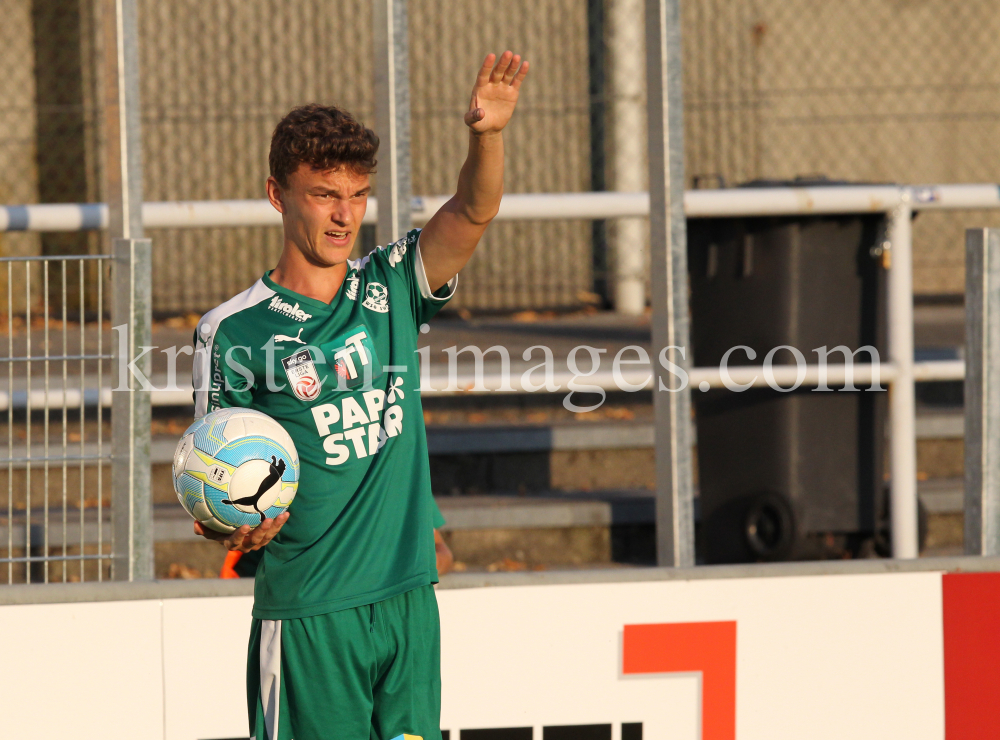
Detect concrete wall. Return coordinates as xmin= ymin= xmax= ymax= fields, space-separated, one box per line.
xmin=0 ymin=561 xmax=977 ymax=740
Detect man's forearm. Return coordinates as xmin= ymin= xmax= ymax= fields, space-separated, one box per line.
xmin=417 ymin=51 xmax=526 ymax=291
xmin=452 ymin=130 xmax=505 ymax=225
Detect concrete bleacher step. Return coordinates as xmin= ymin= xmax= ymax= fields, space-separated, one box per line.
xmin=138 ymin=408 xmax=965 ymax=467
xmin=3 ymin=476 xmax=962 ymax=550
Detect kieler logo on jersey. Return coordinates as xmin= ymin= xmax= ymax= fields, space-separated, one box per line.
xmin=345 ymin=276 xmax=360 ymax=301
xmin=268 ymin=295 xmax=312 ymax=322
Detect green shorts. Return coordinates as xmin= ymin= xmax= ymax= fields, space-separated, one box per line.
xmin=247 ymin=584 xmax=441 ymax=740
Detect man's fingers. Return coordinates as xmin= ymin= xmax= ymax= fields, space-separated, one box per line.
xmin=490 ymin=50 xmax=514 ymax=82
xmin=247 ymin=518 xmax=274 ymax=549
xmin=511 ymin=60 xmax=530 ymax=90
xmin=266 ymin=511 xmax=291 ymax=540
xmin=477 ymin=53 xmax=495 ymax=85
xmin=501 ymin=55 xmax=521 ymax=84
xmin=225 ymin=524 xmax=251 ymax=551
xmin=245 ymin=511 xmax=291 ymax=550
xmin=194 ymin=520 xmax=229 ymax=543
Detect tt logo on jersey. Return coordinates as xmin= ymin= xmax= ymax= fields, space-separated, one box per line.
xmin=332 ymin=330 xmax=371 ymax=383
xmin=282 ymin=349 xmax=322 ymax=401
xmin=281 ymin=329 xmax=378 ymax=403
xmin=362 ymin=282 xmax=389 ymax=313
xmin=268 ymin=295 xmax=312 ymax=322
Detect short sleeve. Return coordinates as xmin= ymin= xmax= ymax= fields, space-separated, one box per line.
xmin=192 ymin=326 xmax=255 ymax=417
xmin=431 ymin=496 xmax=446 ymax=529
xmin=375 ymin=228 xmax=457 ymax=328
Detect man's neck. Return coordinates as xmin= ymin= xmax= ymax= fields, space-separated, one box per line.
xmin=270 ymin=247 xmax=348 ymax=305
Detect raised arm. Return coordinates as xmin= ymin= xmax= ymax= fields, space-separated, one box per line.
xmin=418 ymin=50 xmax=529 ymax=292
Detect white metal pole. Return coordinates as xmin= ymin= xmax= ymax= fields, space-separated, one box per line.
xmin=373 ymin=0 xmax=412 ymax=247
xmin=646 ymin=0 xmax=694 ymax=567
xmin=609 ymin=0 xmax=647 ymax=315
xmin=102 ymin=0 xmax=152 ymax=581
xmin=8 ymin=184 xmax=1000 ymax=232
xmin=888 ymin=198 xmax=920 ymax=558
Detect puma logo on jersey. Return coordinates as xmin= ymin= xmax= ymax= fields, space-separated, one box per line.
xmin=273 ymin=327 xmax=306 ymax=344
xmin=268 ymin=296 xmax=312 ymax=322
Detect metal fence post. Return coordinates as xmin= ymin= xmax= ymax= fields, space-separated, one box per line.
xmin=964 ymin=228 xmax=1000 ymax=555
xmin=373 ymin=0 xmax=412 ymax=247
xmin=102 ymin=0 xmax=151 ymax=580
xmin=646 ymin=0 xmax=695 ymax=567
xmin=101 ymin=0 xmax=144 ymax=241
xmin=112 ymin=238 xmax=152 ymax=580
xmin=887 ymin=200 xmax=919 ymax=559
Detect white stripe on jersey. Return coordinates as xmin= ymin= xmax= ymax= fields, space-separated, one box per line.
xmin=414 ymin=232 xmax=457 ymax=301
xmin=192 ymin=279 xmax=275 ymax=418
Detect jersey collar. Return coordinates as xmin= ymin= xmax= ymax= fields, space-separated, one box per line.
xmin=261 ymin=270 xmax=341 ymax=312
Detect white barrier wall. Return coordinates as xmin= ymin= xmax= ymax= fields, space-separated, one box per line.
xmin=439 ymin=574 xmax=944 ymax=740
xmin=0 ymin=569 xmax=953 ymax=740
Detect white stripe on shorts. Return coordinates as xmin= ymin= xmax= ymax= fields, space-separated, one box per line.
xmin=260 ymin=619 xmax=282 ymax=740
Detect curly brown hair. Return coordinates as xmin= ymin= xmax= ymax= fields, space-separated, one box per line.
xmin=268 ymin=104 xmax=379 ymax=187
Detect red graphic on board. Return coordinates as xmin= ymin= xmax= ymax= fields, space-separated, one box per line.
xmin=943 ymin=571 xmax=1000 ymax=740
xmin=623 ymin=621 xmax=737 ymax=740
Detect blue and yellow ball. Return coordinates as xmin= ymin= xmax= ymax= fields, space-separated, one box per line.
xmin=172 ymin=408 xmax=299 ymax=533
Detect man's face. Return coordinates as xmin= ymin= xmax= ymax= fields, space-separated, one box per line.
xmin=267 ymin=163 xmax=370 ymax=268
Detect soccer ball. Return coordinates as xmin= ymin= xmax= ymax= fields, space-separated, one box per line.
xmin=172 ymin=407 xmax=300 ymax=533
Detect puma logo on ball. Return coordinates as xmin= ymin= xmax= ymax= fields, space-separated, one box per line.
xmin=223 ymin=456 xmax=287 ymax=524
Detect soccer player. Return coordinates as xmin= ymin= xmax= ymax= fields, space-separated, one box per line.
xmin=189 ymin=51 xmax=528 ymax=740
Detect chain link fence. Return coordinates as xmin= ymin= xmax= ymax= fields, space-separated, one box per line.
xmin=3 ymin=0 xmax=1000 ymax=312
xmin=683 ymin=0 xmax=1000 ymax=296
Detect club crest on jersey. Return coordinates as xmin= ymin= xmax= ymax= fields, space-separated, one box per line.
xmin=282 ymin=349 xmax=322 ymax=402
xmin=268 ymin=295 xmax=312 ymax=322
xmin=362 ymin=282 xmax=389 ymax=313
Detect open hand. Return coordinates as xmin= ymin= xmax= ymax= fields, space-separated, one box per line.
xmin=464 ymin=51 xmax=529 ymax=134
xmin=194 ymin=511 xmax=290 ymax=553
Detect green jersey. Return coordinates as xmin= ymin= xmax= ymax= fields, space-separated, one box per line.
xmin=192 ymin=229 xmax=454 ymax=620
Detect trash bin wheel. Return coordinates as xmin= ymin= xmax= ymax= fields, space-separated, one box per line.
xmin=743 ymin=491 xmax=796 ymax=561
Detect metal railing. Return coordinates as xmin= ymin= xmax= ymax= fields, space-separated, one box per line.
xmin=2 ymin=182 xmax=994 ymax=564
xmin=2 ymin=254 xmax=112 ymax=584
xmin=1 ymin=241 xmax=151 ymax=586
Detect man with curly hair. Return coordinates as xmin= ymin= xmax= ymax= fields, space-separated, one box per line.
xmin=190 ymin=52 xmax=528 ymax=740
